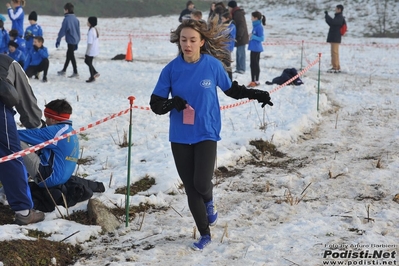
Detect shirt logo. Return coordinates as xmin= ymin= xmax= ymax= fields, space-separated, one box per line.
xmin=200 ymin=79 xmax=212 ymax=88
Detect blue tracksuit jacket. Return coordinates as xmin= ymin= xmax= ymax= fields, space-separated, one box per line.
xmin=18 ymin=121 xmax=79 ymax=188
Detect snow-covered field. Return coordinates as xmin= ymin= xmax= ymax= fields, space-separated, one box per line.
xmin=0 ymin=0 xmax=398 ymax=265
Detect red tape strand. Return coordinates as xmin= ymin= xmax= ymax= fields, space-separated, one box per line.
xmin=0 ymin=108 xmax=131 ymax=163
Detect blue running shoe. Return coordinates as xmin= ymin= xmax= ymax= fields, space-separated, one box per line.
xmin=191 ymin=235 xmax=211 ymax=251
xmin=205 ymin=200 xmax=218 ymax=226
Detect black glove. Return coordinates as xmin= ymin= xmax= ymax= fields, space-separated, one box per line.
xmin=33 ymin=45 xmax=39 ymax=51
xmin=161 ymin=96 xmax=187 ymax=113
xmin=249 ymin=89 xmax=273 ymax=108
xmin=171 ymin=96 xmax=187 ymax=111
xmin=324 ymin=11 xmax=328 ymax=15
xmin=24 ymin=31 xmax=33 ymax=40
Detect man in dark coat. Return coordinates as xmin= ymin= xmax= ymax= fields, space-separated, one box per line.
xmin=325 ymin=4 xmax=345 ymax=73
xmin=228 ymin=1 xmax=248 ymax=74
xmin=179 ymin=1 xmax=195 ymax=22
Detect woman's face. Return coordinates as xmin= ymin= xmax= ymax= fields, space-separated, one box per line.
xmin=180 ymin=27 xmax=204 ymax=62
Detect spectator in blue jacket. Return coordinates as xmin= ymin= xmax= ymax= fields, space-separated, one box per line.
xmin=6 ymin=0 xmax=25 ymax=37
xmin=56 ymin=2 xmax=80 ymax=78
xmin=247 ymin=11 xmax=265 ymax=87
xmin=7 ymin=40 xmax=25 ymax=67
xmin=24 ymin=11 xmax=43 ymax=52
xmin=0 ymin=20 xmax=10 ymax=53
xmin=24 ymin=36 xmax=49 ymax=82
xmin=9 ymin=29 xmax=26 ymax=55
xmin=18 ymin=99 xmax=79 ymax=189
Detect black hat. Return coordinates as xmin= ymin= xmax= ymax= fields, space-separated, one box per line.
xmin=8 ymin=41 xmax=18 ymax=48
xmin=28 ymin=11 xmax=38 ymax=21
xmin=227 ymin=1 xmax=237 ymax=8
xmin=88 ymin=16 xmax=97 ymax=27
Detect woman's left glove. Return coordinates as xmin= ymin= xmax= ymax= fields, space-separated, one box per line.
xmin=249 ymin=89 xmax=273 ymax=107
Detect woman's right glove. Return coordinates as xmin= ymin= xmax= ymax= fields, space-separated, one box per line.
xmin=162 ymin=96 xmax=187 ymax=112
xmin=150 ymin=94 xmax=187 ymax=115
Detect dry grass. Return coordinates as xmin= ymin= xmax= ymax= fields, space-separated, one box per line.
xmin=115 ymin=175 xmax=156 ymax=196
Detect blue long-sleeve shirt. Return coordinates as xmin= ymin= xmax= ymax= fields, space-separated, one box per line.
xmin=56 ymin=13 xmax=80 ymax=45
xmin=248 ymin=20 xmax=264 ymax=52
xmin=0 ymin=29 xmax=10 ymax=53
xmin=8 ymin=48 xmax=25 ymax=64
xmin=18 ymin=121 xmax=79 ymax=188
xmin=7 ymin=6 xmax=24 ymax=37
xmin=24 ymin=46 xmax=48 ymax=70
xmin=14 ymin=36 xmax=27 ymax=54
xmin=24 ymin=24 xmax=43 ymax=51
xmin=224 ymin=21 xmax=236 ymax=52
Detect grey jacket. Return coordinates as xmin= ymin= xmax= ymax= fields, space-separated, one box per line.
xmin=325 ymin=12 xmax=344 ymax=43
xmin=56 ymin=13 xmax=81 ymax=45
xmin=0 ymin=54 xmax=42 ymax=128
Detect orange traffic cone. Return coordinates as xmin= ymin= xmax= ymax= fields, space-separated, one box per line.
xmin=125 ymin=36 xmax=133 ymax=62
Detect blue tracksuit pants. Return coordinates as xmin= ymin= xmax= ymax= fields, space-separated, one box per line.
xmin=0 ymin=101 xmax=33 ymax=211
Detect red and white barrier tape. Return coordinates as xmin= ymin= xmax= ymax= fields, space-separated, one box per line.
xmin=0 ymin=107 xmax=131 ymax=163
xmin=1 ymin=57 xmax=320 ymax=163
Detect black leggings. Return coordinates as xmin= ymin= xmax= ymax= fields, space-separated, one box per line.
xmin=25 ymin=58 xmax=49 ymax=79
xmin=62 ymin=44 xmax=78 ymax=74
xmin=84 ymin=55 xmax=98 ymax=78
xmin=171 ymin=140 xmax=216 ymax=236
xmin=250 ymin=51 xmax=261 ymax=82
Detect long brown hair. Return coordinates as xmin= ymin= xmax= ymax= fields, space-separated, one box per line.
xmin=170 ymin=17 xmax=231 ymax=70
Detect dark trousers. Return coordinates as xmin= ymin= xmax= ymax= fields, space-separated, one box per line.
xmin=62 ymin=44 xmax=78 ymax=74
xmin=250 ymin=51 xmax=261 ymax=82
xmin=84 ymin=55 xmax=98 ymax=78
xmin=0 ymin=101 xmax=33 ymax=211
xmin=171 ymin=140 xmax=216 ymax=236
xmin=26 ymin=58 xmax=49 ymax=79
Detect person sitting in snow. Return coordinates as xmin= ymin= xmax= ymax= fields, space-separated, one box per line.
xmin=18 ymin=99 xmax=79 ymax=188
xmin=18 ymin=99 xmax=105 ymax=212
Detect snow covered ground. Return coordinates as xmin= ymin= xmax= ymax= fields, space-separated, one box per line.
xmin=0 ymin=1 xmax=398 ymax=265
